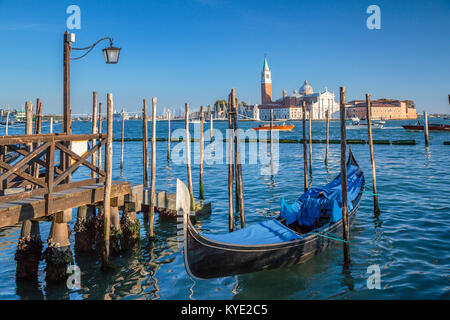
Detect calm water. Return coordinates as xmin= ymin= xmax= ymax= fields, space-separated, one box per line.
xmin=0 ymin=118 xmax=449 ymax=300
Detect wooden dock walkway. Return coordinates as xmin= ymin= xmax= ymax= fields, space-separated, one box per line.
xmin=0 ymin=180 xmax=130 ymax=228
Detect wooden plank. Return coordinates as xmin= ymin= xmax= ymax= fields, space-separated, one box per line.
xmin=0 ymin=133 xmax=107 ymax=145
xmin=53 ymin=140 xmax=104 ymax=185
xmin=0 ymin=142 xmax=50 ymax=184
xmin=0 ymin=181 xmax=130 ymax=228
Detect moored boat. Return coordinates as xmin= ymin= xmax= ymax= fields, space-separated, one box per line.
xmin=252 ymin=122 xmax=295 ymax=131
xmin=179 ymin=150 xmax=365 ymax=279
xmin=402 ymin=122 xmax=450 ymax=132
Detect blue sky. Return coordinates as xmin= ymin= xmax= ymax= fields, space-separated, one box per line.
xmin=0 ymin=0 xmax=449 ymax=115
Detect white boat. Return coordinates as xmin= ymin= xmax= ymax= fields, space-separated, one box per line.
xmin=113 ymin=109 xmax=130 ymax=121
xmin=346 ymin=118 xmax=384 ymax=130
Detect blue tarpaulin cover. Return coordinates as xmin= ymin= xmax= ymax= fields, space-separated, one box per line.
xmin=201 ymin=160 xmax=363 ymax=246
xmin=204 ymin=219 xmax=302 ymax=245
xmin=280 ymin=162 xmax=363 ymax=229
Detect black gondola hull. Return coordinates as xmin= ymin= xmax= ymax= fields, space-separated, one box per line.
xmin=182 ymin=150 xmax=364 ymax=279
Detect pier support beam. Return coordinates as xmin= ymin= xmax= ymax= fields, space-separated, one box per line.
xmin=44 ymin=210 xmax=73 ymax=283
xmin=15 ymin=220 xmax=43 ymax=279
xmin=121 ymin=202 xmax=140 ymax=250
xmin=110 ymin=204 xmax=123 ymax=255
xmin=74 ymin=205 xmax=96 ymax=253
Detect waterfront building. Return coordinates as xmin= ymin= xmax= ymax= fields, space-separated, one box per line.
xmin=346 ymin=99 xmax=417 ymax=120
xmin=256 ymin=56 xmax=340 ymax=120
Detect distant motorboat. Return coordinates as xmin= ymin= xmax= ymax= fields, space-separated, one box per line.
xmin=402 ymin=121 xmax=450 ymax=132
xmin=252 ymin=122 xmax=295 ymax=131
xmin=346 ymin=118 xmax=384 ymax=130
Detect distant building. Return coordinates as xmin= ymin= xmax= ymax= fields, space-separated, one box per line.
xmin=345 ymin=100 xmax=417 ymax=120
xmin=256 ymin=56 xmax=340 ymax=120
xmin=242 ymin=104 xmax=260 ymax=120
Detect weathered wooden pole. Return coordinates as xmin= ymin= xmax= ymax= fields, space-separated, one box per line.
xmin=98 ymin=102 xmax=103 ymax=172
xmin=309 ymin=107 xmax=313 ymax=177
xmin=33 ymin=99 xmax=43 ymax=182
xmin=91 ymin=92 xmax=98 ymax=178
xmin=16 ymin=101 xmax=43 ymax=280
xmin=232 ymin=92 xmax=245 ymax=228
xmin=185 ymin=103 xmax=194 ymax=211
xmin=120 ymin=111 xmax=125 ymax=177
xmin=325 ymin=109 xmax=330 ymax=165
xmin=270 ymin=109 xmax=273 ymax=145
xmin=366 ymin=94 xmax=380 ymax=214
xmin=199 ymin=106 xmax=205 ymax=200
xmin=424 ymin=111 xmax=429 ymax=147
xmin=142 ymin=99 xmax=149 ymax=188
xmin=5 ymin=111 xmax=10 ymax=136
xmin=35 ymin=99 xmax=42 ymax=135
xmin=167 ymin=110 xmax=171 ymax=161
xmin=227 ymin=93 xmax=234 ymax=232
xmin=340 ymin=87 xmax=350 ymax=264
xmin=102 ymin=93 xmax=114 ymax=269
xmin=302 ymin=101 xmax=308 ymax=192
xmin=149 ymin=97 xmax=157 ymax=239
xmin=210 ymin=113 xmax=213 ymax=142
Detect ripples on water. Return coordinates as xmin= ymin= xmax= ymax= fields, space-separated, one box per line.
xmin=0 ymin=119 xmax=449 ymax=300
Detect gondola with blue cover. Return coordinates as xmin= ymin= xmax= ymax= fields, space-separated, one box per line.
xmin=181 ymin=149 xmax=365 ymax=279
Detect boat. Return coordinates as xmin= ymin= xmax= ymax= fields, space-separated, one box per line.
xmin=179 ymin=149 xmax=365 ymax=279
xmin=252 ymin=122 xmax=295 ymax=131
xmin=402 ymin=121 xmax=450 ymax=132
xmin=346 ymin=118 xmax=384 ymax=130
xmin=113 ymin=109 xmax=130 ymax=121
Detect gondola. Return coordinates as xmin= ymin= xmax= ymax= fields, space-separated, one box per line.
xmin=178 ymin=149 xmax=365 ymax=279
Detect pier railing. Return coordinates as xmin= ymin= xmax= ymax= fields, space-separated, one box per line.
xmin=0 ymin=133 xmax=107 ymax=213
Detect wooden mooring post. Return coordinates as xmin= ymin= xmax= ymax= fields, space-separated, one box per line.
xmin=340 ymin=87 xmax=350 ymax=264
xmin=149 ymin=97 xmax=157 ymax=239
xmin=199 ymin=106 xmax=205 ymax=200
xmin=366 ymin=94 xmax=380 ymax=214
xmin=167 ymin=110 xmax=171 ymax=162
xmin=142 ymin=99 xmax=149 ymax=188
xmin=15 ymin=100 xmax=43 ymax=280
xmin=227 ymin=93 xmax=234 ymax=232
xmin=49 ymin=117 xmax=53 ymax=134
xmin=232 ymin=91 xmax=245 ymax=228
xmin=210 ymin=113 xmax=213 ymax=142
xmin=325 ymin=109 xmax=330 ymax=165
xmin=91 ymin=92 xmax=98 ymax=178
xmin=308 ymin=107 xmax=313 ymax=178
xmin=185 ymin=103 xmax=194 ymax=212
xmin=424 ymin=111 xmax=429 ymax=147
xmin=5 ymin=111 xmax=10 ymax=136
xmin=302 ymin=101 xmax=308 ymax=192
xmin=98 ymin=102 xmax=103 ymax=172
xmin=101 ymin=93 xmax=114 ymax=269
xmin=120 ymin=110 xmax=125 ymax=177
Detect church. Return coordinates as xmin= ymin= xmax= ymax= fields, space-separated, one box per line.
xmin=256 ymin=56 xmax=340 ymax=120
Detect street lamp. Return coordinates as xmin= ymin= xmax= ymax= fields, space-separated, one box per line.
xmin=62 ymin=31 xmax=121 ymax=178
xmin=63 ymin=31 xmax=121 ymax=135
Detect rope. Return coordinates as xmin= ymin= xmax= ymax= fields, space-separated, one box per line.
xmin=312 ymin=229 xmax=350 ymax=243
xmin=362 ymin=191 xmax=379 ymax=196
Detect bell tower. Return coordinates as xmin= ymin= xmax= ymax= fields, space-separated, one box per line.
xmin=261 ymin=55 xmax=272 ymax=104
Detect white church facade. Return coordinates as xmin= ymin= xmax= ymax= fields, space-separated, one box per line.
xmin=257 ymin=56 xmax=340 ymax=120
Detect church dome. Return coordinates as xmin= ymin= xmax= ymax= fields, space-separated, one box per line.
xmin=299 ymin=80 xmax=313 ymax=95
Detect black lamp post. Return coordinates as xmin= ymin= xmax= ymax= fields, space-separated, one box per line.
xmin=63 ymin=31 xmax=121 ymax=135
xmin=62 ymin=31 xmax=121 ymax=176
